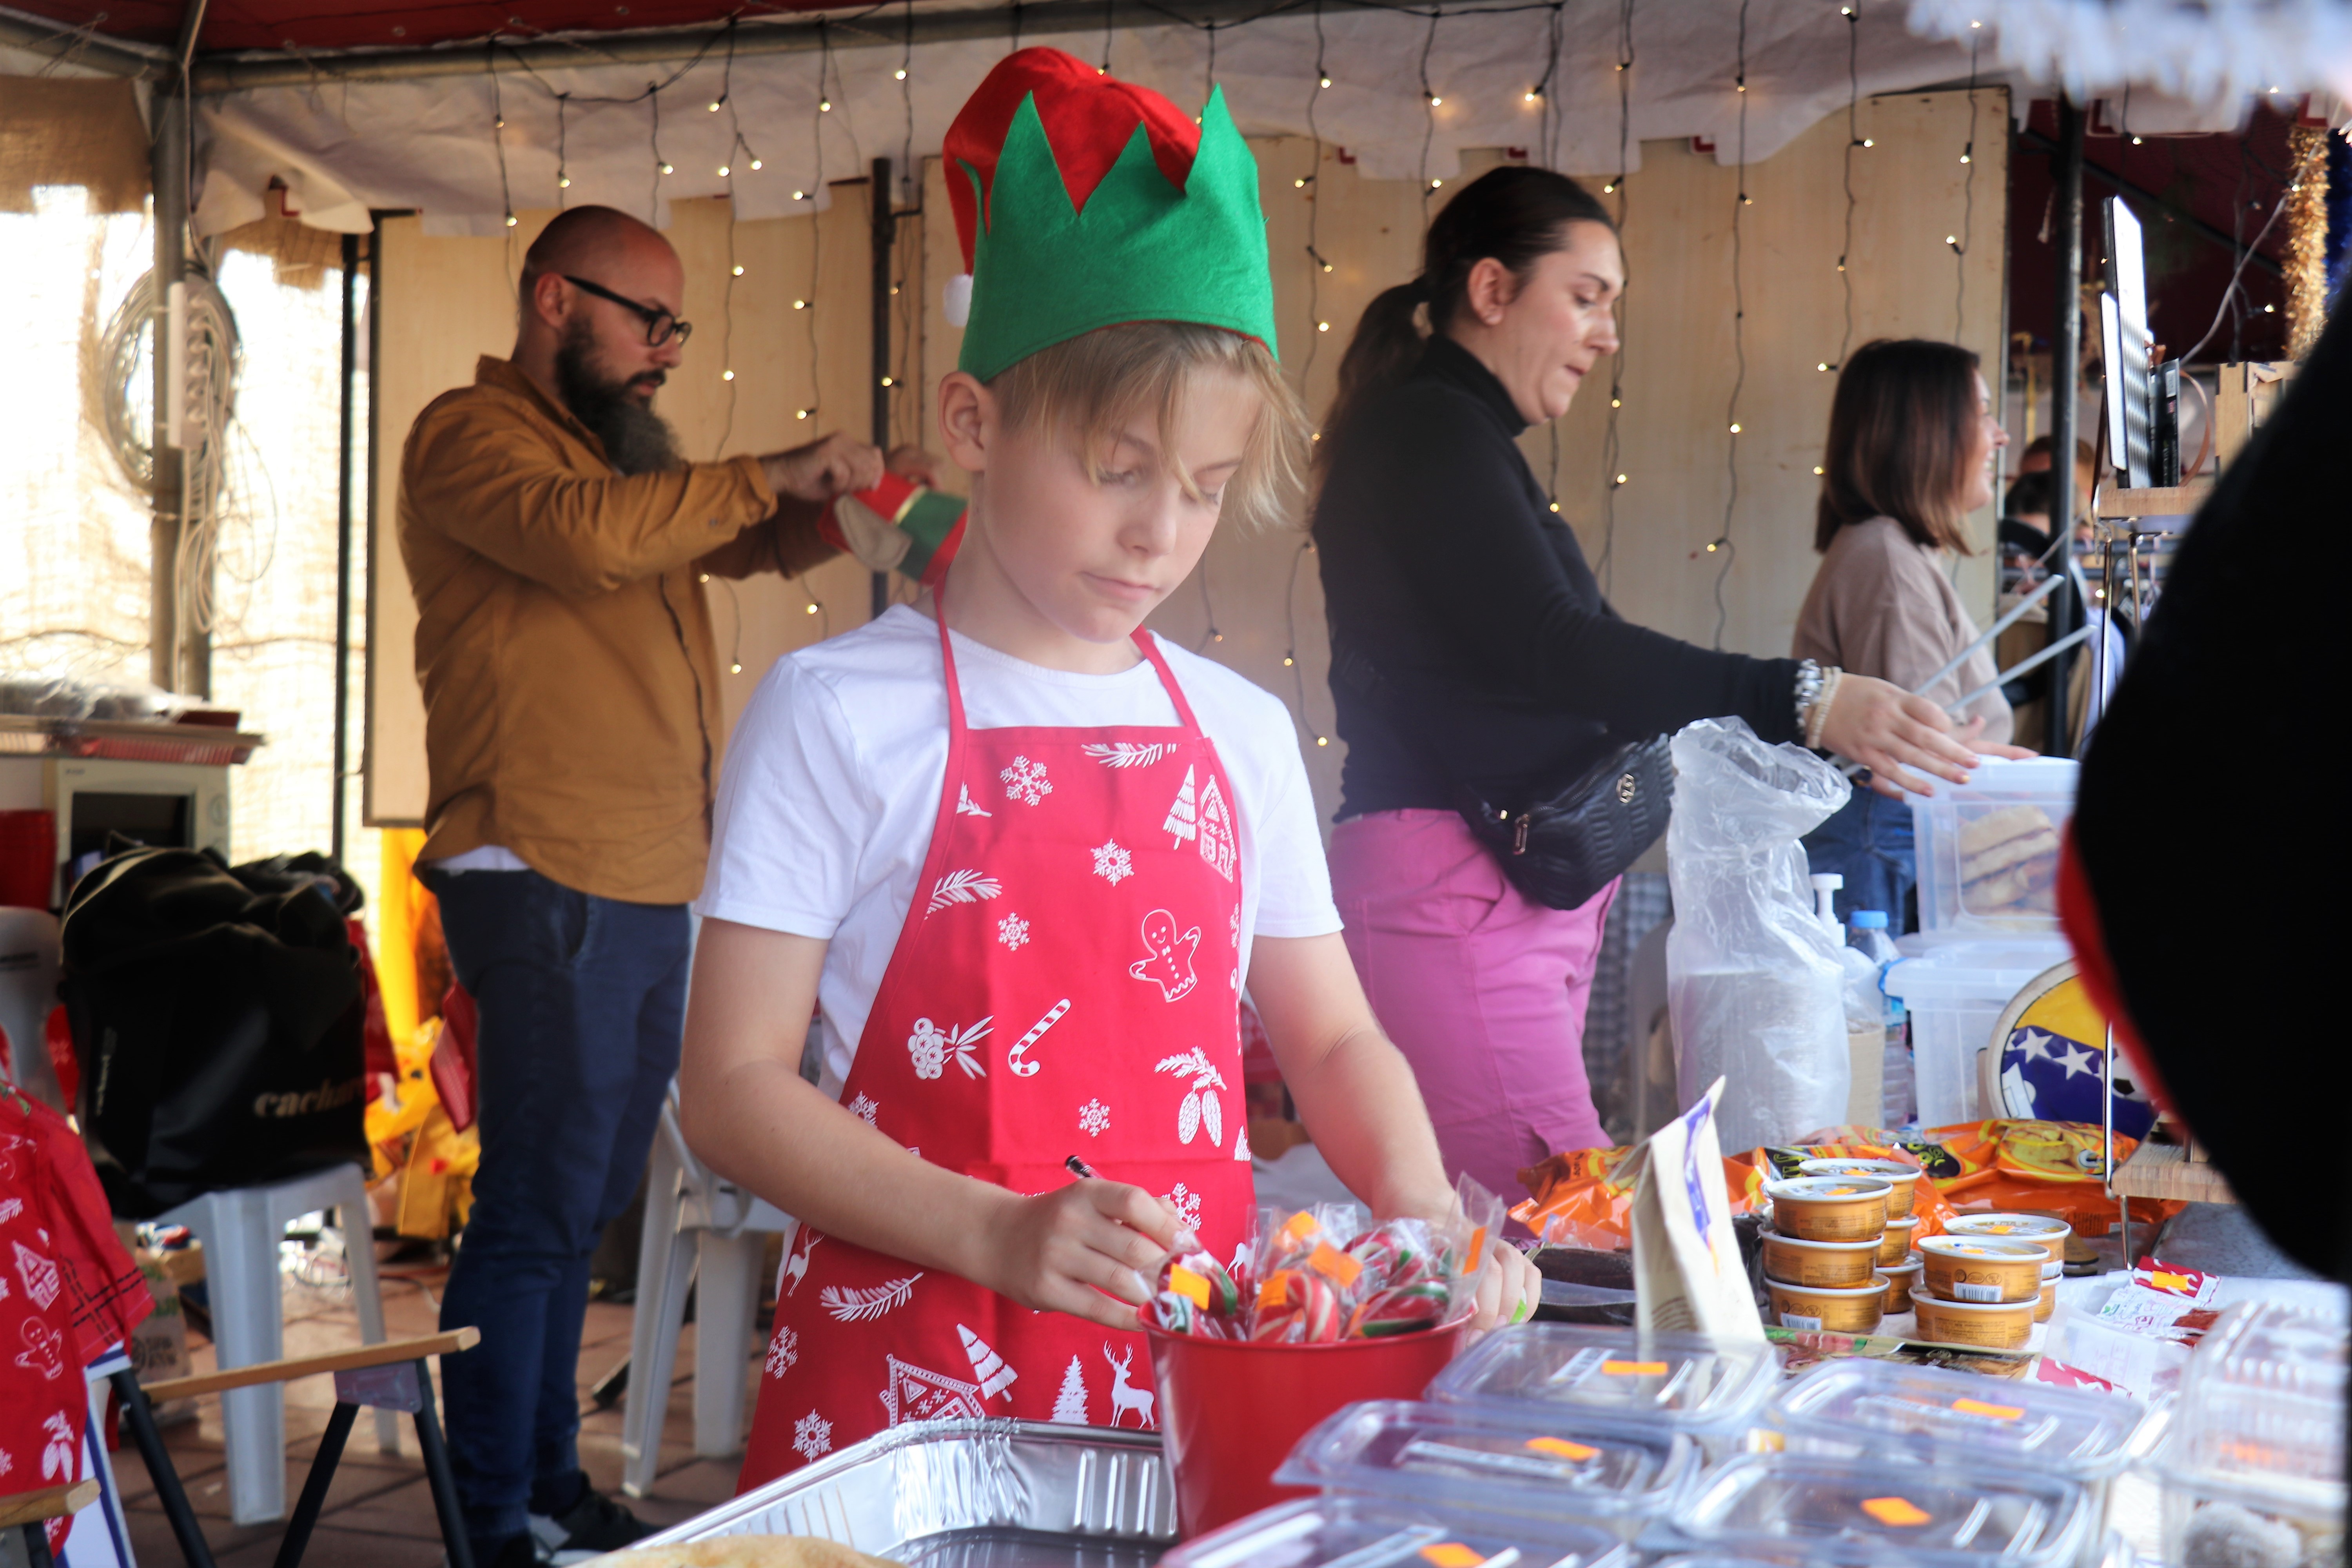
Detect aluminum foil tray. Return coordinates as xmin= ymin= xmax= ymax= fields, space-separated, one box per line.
xmin=638 ymin=1419 xmax=1174 ymax=1566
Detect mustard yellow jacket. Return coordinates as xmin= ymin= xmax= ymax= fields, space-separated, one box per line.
xmin=398 ymin=356 xmax=835 ymax=904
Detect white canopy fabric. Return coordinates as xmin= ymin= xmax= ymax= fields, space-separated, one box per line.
xmin=1912 ymin=0 xmax=2352 ymax=111
xmin=187 ymin=0 xmax=2289 ymax=239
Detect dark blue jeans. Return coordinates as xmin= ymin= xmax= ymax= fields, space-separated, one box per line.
xmin=1801 ymin=786 xmax=1916 ymax=931
xmin=423 ymin=867 xmax=690 ymax=1546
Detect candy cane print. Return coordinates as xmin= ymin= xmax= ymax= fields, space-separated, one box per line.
xmin=1007 ymin=998 xmax=1071 ymax=1078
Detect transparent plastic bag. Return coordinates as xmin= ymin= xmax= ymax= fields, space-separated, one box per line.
xmin=1665 ymin=719 xmax=1853 ymax=1150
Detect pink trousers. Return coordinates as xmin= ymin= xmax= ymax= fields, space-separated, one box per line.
xmin=1329 ymin=810 xmax=1617 ymax=1209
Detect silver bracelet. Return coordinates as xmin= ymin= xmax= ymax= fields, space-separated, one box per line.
xmin=1804 ymin=667 xmax=1844 ymax=750
xmin=1793 ymin=659 xmax=1826 ymax=734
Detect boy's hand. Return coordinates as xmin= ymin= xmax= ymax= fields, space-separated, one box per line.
xmin=976 ymin=1178 xmax=1194 ymax=1332
xmin=1465 ymin=1238 xmax=1544 ymax=1332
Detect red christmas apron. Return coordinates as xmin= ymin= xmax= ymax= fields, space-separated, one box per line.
xmin=739 ymin=605 xmax=1255 ymax=1487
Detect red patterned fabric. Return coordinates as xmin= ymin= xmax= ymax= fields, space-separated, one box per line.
xmin=738 ymin=602 xmax=1254 ymax=1487
xmin=0 ymin=1086 xmax=151 ymax=1547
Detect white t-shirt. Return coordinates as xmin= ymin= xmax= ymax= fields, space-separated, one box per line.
xmin=700 ymin=605 xmax=1341 ymax=1094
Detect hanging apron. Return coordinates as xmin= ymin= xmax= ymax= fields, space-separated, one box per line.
xmin=739 ymin=604 xmax=1255 ymax=1487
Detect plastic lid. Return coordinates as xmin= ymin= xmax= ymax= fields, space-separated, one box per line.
xmin=1669 ymin=1455 xmax=2095 ymax=1568
xmin=1276 ymin=1400 xmax=1702 ymax=1524
xmin=2161 ymin=1299 xmax=2347 ymax=1503
xmin=1851 ymin=910 xmax=1890 ymax=928
xmin=1427 ymin=1325 xmax=1779 ymax=1436
xmin=1768 ymin=1359 xmax=2148 ymax=1482
xmin=1159 ymin=1495 xmax=1633 ymax=1568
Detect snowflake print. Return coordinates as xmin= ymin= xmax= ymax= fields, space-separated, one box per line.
xmin=847 ymin=1093 xmax=879 ymax=1127
xmin=1078 ymin=1099 xmax=1111 ymax=1137
xmin=998 ymin=913 xmax=1031 ymax=951
xmin=1091 ymin=839 xmax=1134 ymax=886
xmin=1001 ymin=755 xmax=1053 ymax=806
xmin=1163 ymin=1182 xmax=1203 ymax=1232
xmin=764 ymin=1325 xmax=800 ymax=1378
xmin=792 ymin=1410 xmax=834 ymax=1462
xmin=1229 ymin=905 xmax=1241 ymax=949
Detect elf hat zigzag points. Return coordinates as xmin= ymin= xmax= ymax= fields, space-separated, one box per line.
xmin=941 ymin=47 xmax=1279 ymax=381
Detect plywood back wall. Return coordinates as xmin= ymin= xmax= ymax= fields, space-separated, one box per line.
xmin=369 ymin=88 xmax=2006 ymax=836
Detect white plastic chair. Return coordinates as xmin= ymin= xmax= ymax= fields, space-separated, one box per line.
xmin=157 ymin=1161 xmax=396 ymax=1524
xmin=617 ymin=1092 xmax=793 ymax=1497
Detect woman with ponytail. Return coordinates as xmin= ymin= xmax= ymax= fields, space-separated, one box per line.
xmin=1311 ymin=167 xmax=1999 ymax=1202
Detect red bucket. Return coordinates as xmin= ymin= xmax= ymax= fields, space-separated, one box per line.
xmin=0 ymin=812 xmax=57 ymax=911
xmin=1142 ymin=1317 xmax=1470 ymax=1539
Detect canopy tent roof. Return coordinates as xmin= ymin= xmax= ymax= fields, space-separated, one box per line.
xmin=2 ymin=0 xmax=2341 ymax=241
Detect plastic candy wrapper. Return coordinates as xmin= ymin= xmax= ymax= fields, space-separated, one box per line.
xmin=1924 ymin=1119 xmax=2182 ymax=1236
xmin=1144 ymin=1178 xmax=1505 ymax=1342
xmin=1512 ymin=1131 xmax=1964 ymax=1251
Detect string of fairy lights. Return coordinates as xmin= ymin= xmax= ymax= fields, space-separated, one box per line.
xmin=463 ymin=0 xmax=1990 ymax=707
xmin=1706 ymin=0 xmax=1752 ymax=651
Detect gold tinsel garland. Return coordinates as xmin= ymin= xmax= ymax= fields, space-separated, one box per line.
xmin=2284 ymin=124 xmax=2331 ymax=359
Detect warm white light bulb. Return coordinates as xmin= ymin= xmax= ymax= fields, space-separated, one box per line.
xmin=719 ymin=164 xmax=731 ymax=176
xmin=1317 ymin=321 xmax=1330 ymax=332
xmin=732 ymin=264 xmax=744 ymax=276
xmin=793 ymin=299 xmax=807 ymax=310
xmin=1315 ymin=735 xmax=1328 ymax=746
xmin=1430 ymin=94 xmax=1442 ymax=106
xmin=793 ymin=189 xmax=806 ymax=201
xmin=1615 ymin=473 xmax=1628 ymax=485
xmin=1729 ymin=422 xmax=1742 ymax=434
xmin=1813 ymin=465 xmax=1826 ymax=475
xmin=505 ymin=213 xmax=517 ymax=227
xmin=558 ymin=174 xmax=571 ymax=188
xmin=881 ymin=376 xmax=894 ymax=387
xmin=750 ymin=158 xmax=763 ymax=170
xmin=797 ymin=408 xmax=813 ymax=419
xmin=820 ymin=98 xmax=831 ymax=111
xmin=731 ymin=661 xmax=744 ymax=673
xmin=708 ymin=100 xmax=722 ymax=112
xmin=1319 ymin=75 xmax=1331 ymax=89
xmin=660 ymin=161 xmax=674 ymax=174
xmin=895 ymin=67 xmax=907 ymax=80
xmin=1431 ymin=178 xmax=1444 ymax=189
xmin=805 ymin=603 xmax=818 ymax=614
xmin=722 ymin=368 xmax=735 ymax=381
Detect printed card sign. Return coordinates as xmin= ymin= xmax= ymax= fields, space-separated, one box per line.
xmin=1623 ymin=1076 xmax=1764 ymax=1343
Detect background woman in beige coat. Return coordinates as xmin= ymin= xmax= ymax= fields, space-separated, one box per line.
xmin=1795 ymin=338 xmax=2036 ymax=928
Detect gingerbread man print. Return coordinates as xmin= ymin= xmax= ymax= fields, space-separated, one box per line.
xmin=1127 ymin=910 xmax=1200 ymax=1002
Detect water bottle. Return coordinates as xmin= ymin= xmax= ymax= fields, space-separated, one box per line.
xmin=1850 ymin=910 xmax=1914 ymax=1127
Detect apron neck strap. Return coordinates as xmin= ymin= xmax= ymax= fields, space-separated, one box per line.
xmin=930 ymin=584 xmax=1209 ymax=739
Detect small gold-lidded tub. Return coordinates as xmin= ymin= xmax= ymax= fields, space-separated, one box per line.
xmin=1798 ymin=1158 xmax=1923 ymax=1219
xmin=2036 ymin=1279 xmax=2058 ymax=1322
xmin=1918 ymin=1235 xmax=2049 ymax=1305
xmin=1766 ymin=1278 xmax=1886 ymax=1334
xmin=1764 ymin=1177 xmax=1892 ymax=1242
xmin=1760 ymin=1228 xmax=1884 ymax=1289
xmin=1877 ymin=1216 xmax=1918 ymax=1266
xmin=1910 ymin=1285 xmax=2035 ymax=1348
xmin=1945 ymin=1211 xmax=2073 ymax=1263
xmin=1875 ymin=1254 xmax=1922 ymax=1314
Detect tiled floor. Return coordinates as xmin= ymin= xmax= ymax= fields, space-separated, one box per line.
xmin=104 ymin=1258 xmax=755 ymax=1568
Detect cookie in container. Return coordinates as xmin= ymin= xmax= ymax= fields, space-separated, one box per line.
xmin=1667 ymin=1454 xmax=2096 ymax=1568
xmin=1276 ymin=1399 xmax=1702 ymax=1542
xmin=1158 ymin=1494 xmax=1635 ymax=1568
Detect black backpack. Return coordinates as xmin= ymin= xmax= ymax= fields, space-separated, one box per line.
xmin=58 ymin=845 xmax=367 ymax=1216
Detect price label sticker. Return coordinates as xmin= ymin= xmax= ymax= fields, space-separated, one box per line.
xmin=1953 ymin=1397 xmax=2025 ymax=1421
xmin=1862 ymin=1496 xmax=1933 ymax=1528
xmin=1309 ymin=1242 xmax=1363 ymax=1286
xmin=1524 ymin=1436 xmax=1598 ymax=1461
xmin=1169 ymin=1266 xmax=1210 ymax=1310
xmin=1601 ymin=1359 xmax=1669 ymax=1376
xmin=1281 ymin=1211 xmax=1319 ymax=1244
xmin=1419 ymin=1545 xmax=1487 ymax=1568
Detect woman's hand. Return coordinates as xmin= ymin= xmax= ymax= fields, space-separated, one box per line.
xmin=1816 ymin=674 xmax=1984 ymax=799
xmin=1465 ymin=1239 xmax=1544 ymax=1332
xmin=974 ymin=1178 xmax=1192 ymax=1332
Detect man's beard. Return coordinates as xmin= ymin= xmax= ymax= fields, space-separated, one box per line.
xmin=553 ymin=320 xmax=683 ymax=475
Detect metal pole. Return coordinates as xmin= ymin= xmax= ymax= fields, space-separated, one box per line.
xmin=149 ymin=89 xmax=186 ymax=693
xmin=870 ymin=155 xmax=894 ymax=622
xmin=2045 ymin=94 xmax=2084 ymax=758
xmin=334 ymin=232 xmax=359 ymax=866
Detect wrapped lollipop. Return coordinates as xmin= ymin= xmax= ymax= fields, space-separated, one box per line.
xmin=1345 ymin=1279 xmax=1454 ymax=1338
xmin=1250 ymin=1267 xmax=1342 ymax=1343
xmin=1156 ymin=1248 xmax=1244 ymax=1327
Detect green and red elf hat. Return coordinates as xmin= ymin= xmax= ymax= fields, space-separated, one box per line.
xmin=941 ymin=46 xmax=1280 ymax=382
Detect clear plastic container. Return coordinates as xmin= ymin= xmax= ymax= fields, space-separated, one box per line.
xmin=2154 ymin=1298 xmax=2346 ymax=1561
xmin=1908 ymin=757 xmax=2078 ymax=938
xmin=1275 ymin=1399 xmax=1702 ymax=1539
xmin=1769 ymin=1359 xmax=2148 ymax=1482
xmin=1158 ymin=1494 xmax=1635 ymax=1568
xmin=1670 ymin=1455 xmax=2096 ymax=1567
xmin=1882 ymin=938 xmax=2073 ymax=1126
xmin=1426 ymin=1325 xmax=1778 ymax=1451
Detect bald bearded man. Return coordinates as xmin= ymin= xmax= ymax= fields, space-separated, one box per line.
xmin=397 ymin=206 xmax=918 ymax=1568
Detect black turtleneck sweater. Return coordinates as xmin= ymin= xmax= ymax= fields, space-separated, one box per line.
xmin=1311 ymin=336 xmax=1806 ymax=821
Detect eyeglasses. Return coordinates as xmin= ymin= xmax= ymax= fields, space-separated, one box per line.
xmin=562 ymin=274 xmax=693 ymax=347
